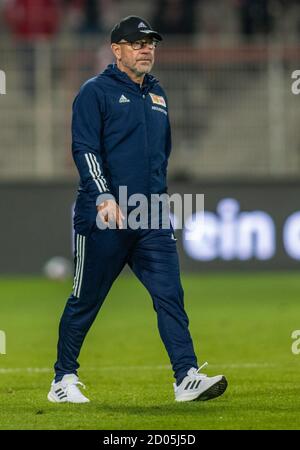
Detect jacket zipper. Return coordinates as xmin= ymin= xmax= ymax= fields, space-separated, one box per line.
xmin=141 ymin=90 xmax=151 ymax=197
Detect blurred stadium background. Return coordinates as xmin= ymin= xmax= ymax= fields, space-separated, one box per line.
xmin=1 ymin=0 xmax=300 ymax=431
xmin=1 ymin=0 xmax=300 ymax=273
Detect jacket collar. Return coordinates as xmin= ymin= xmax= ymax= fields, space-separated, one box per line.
xmin=101 ymin=63 xmax=159 ymax=93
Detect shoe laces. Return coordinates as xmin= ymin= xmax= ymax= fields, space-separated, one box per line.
xmin=190 ymin=361 xmax=209 ymax=379
xmin=65 ymin=380 xmax=86 ymax=395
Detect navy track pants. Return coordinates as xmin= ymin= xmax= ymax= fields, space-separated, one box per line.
xmin=54 ymin=223 xmax=198 ymax=383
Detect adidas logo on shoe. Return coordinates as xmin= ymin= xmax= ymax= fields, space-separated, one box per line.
xmin=119 ymin=94 xmax=130 ymax=103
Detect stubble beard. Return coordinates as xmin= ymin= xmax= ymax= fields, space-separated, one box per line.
xmin=124 ymin=60 xmax=153 ymax=78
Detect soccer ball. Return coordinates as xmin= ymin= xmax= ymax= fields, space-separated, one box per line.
xmin=43 ymin=256 xmax=72 ymax=281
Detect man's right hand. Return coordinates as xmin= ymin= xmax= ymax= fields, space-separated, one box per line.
xmin=97 ymin=199 xmax=125 ymax=229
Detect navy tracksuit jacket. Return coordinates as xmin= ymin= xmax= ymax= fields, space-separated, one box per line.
xmin=54 ymin=63 xmax=198 ymax=384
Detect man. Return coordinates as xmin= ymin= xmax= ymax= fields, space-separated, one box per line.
xmin=47 ymin=16 xmax=227 ymax=403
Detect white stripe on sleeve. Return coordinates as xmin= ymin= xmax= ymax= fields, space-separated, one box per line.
xmin=84 ymin=153 xmax=106 ymax=193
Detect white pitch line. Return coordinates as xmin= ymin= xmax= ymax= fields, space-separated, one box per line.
xmin=0 ymin=363 xmax=277 ymax=374
xmin=0 ymin=368 xmax=52 ymax=374
xmin=215 ymin=363 xmax=277 ymax=369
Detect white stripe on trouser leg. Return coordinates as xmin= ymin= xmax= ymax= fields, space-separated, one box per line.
xmin=75 ymin=235 xmax=85 ymax=297
xmin=73 ymin=235 xmax=86 ymax=298
xmin=72 ymin=234 xmax=81 ymax=293
xmin=77 ymin=235 xmax=86 ymax=297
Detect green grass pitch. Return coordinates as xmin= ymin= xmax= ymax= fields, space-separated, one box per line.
xmin=0 ymin=273 xmax=300 ymax=430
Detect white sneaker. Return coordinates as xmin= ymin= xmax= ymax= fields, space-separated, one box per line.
xmin=47 ymin=374 xmax=90 ymax=403
xmin=174 ymin=362 xmax=227 ymax=402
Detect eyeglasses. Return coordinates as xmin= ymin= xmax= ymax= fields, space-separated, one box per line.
xmin=118 ymin=39 xmax=159 ymax=50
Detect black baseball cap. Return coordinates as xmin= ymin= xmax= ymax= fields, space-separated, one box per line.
xmin=111 ymin=15 xmax=162 ymax=44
